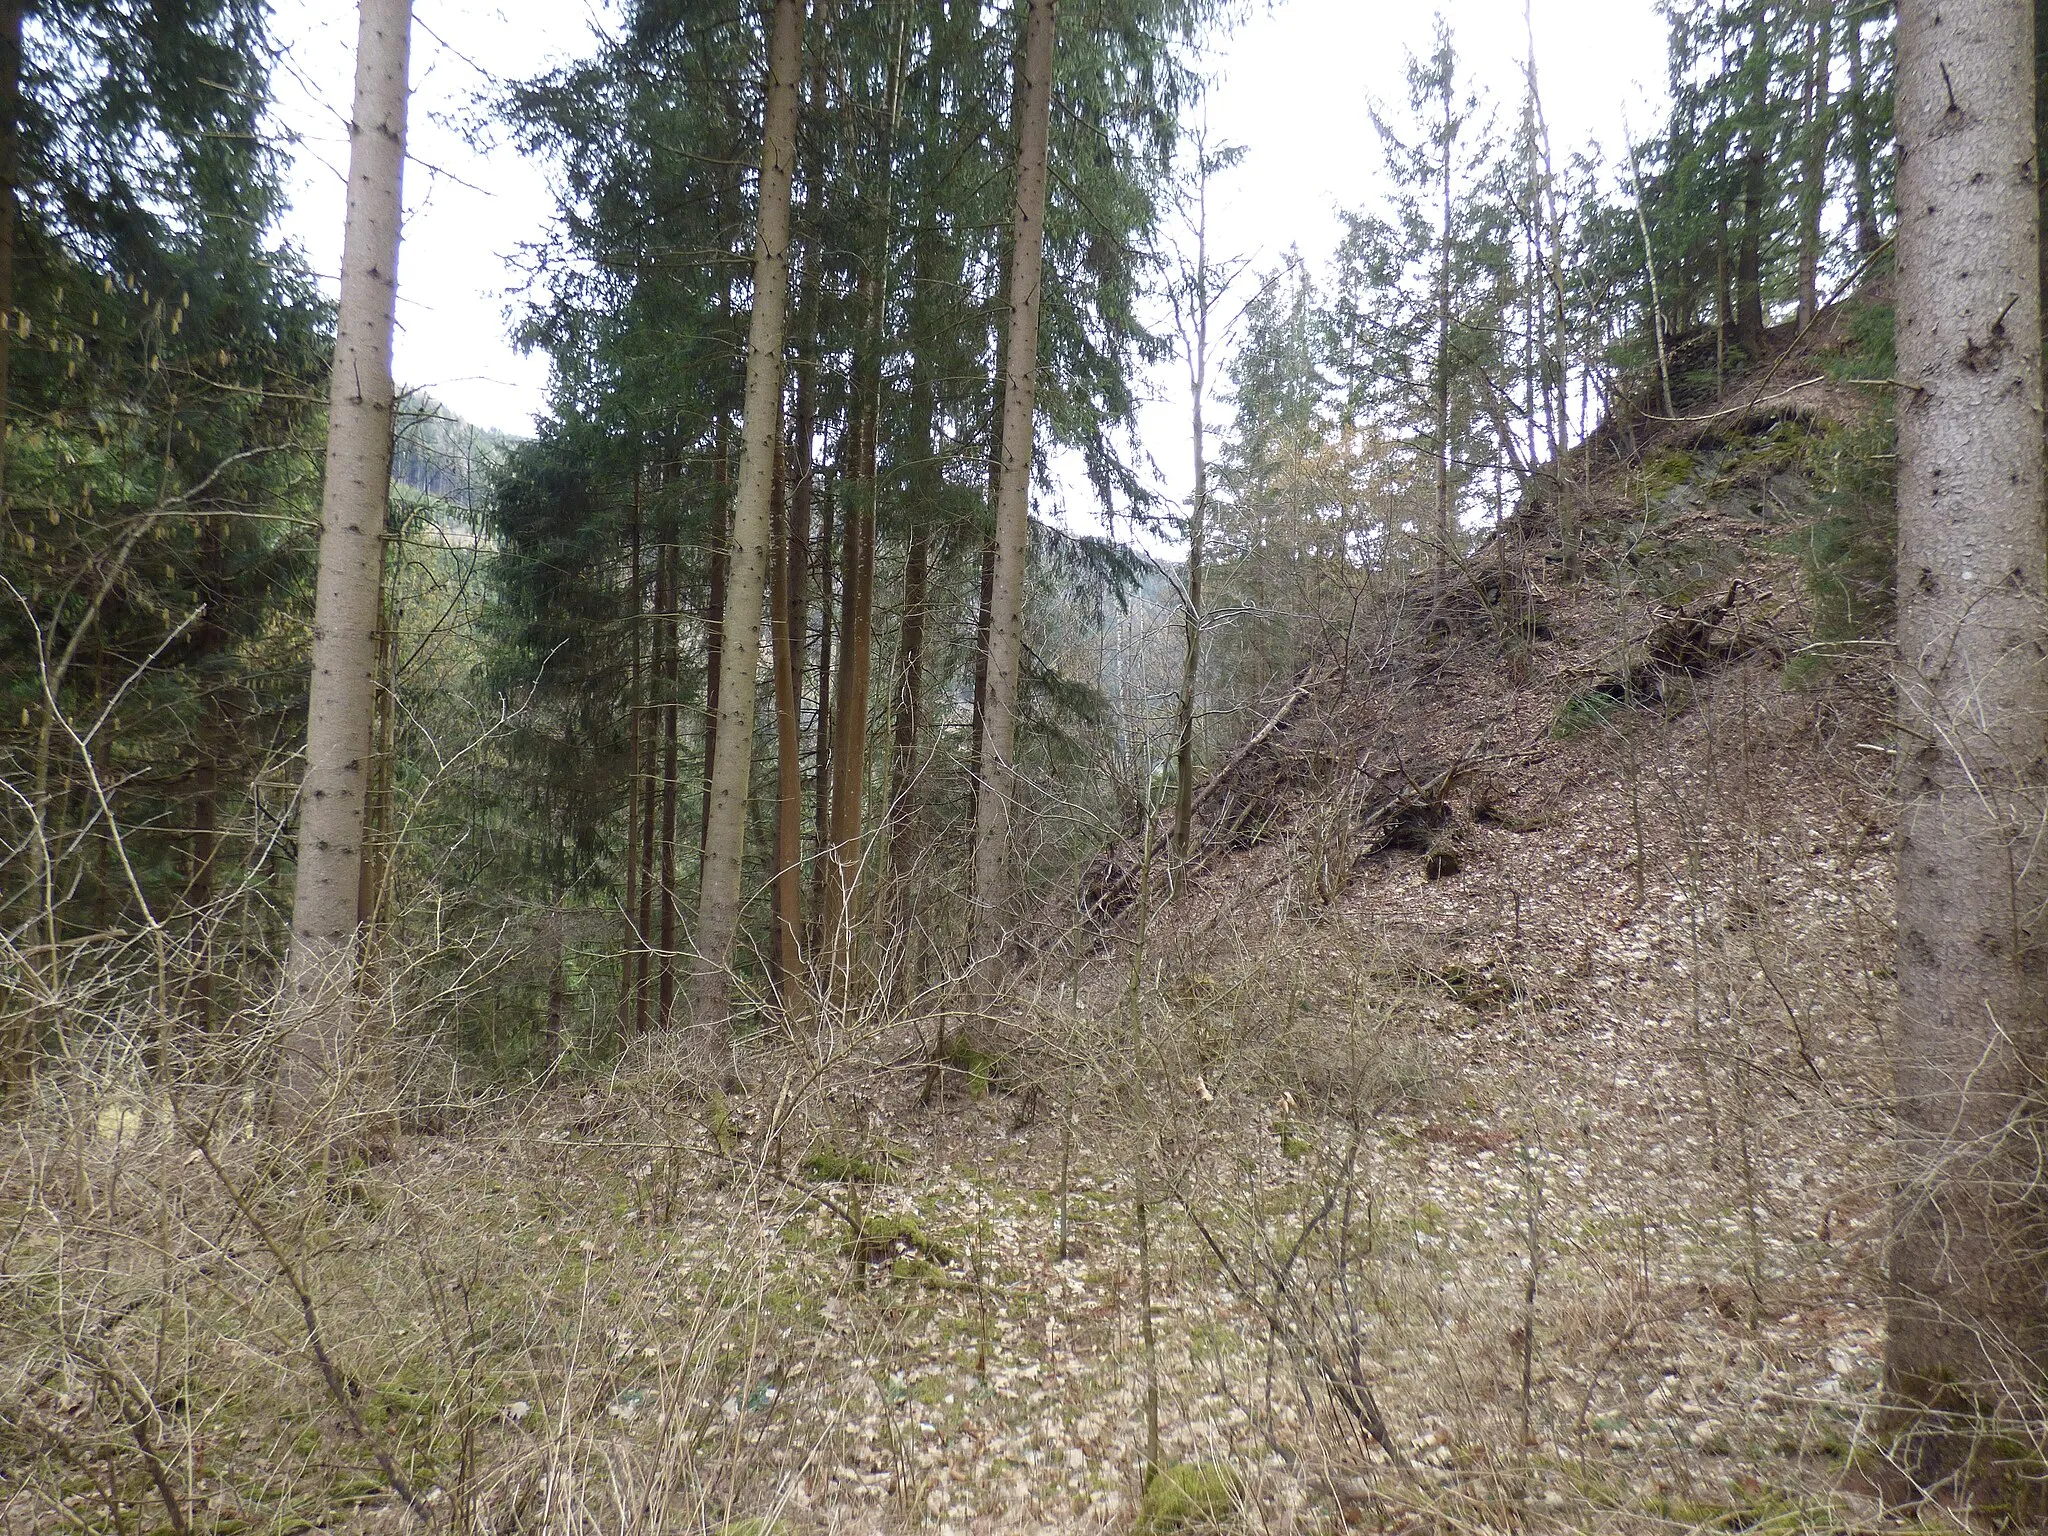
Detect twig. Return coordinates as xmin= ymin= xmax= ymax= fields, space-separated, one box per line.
xmin=182 ymin=1127 xmax=437 ymax=1526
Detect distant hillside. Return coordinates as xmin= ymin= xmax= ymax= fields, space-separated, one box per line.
xmin=391 ymin=396 xmax=519 ymax=509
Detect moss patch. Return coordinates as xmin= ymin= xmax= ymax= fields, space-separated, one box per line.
xmin=936 ymin=1031 xmax=1006 ymax=1098
xmin=1136 ymin=1460 xmax=1241 ymax=1534
xmin=847 ymin=1213 xmax=959 ymax=1269
xmin=800 ymin=1142 xmax=899 ymax=1185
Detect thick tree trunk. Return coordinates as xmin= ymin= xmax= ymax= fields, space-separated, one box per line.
xmin=774 ymin=64 xmax=824 ymax=1010
xmin=969 ymin=0 xmax=1058 ymax=965
xmin=281 ymin=0 xmax=411 ymax=1118
xmin=970 ymin=204 xmax=1017 ymax=784
xmin=1885 ymin=0 xmax=2048 ymax=1503
xmin=688 ymin=0 xmax=805 ymax=1033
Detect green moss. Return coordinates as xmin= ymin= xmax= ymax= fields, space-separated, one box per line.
xmin=718 ymin=1519 xmax=789 ymax=1536
xmin=1136 ymin=1460 xmax=1241 ymax=1534
xmin=709 ymin=1092 xmax=740 ymax=1158
xmin=1269 ymin=1119 xmax=1312 ymax=1161
xmin=800 ymin=1142 xmax=896 ymax=1184
xmin=1639 ymin=447 xmax=1698 ymax=501
xmin=937 ymin=1031 xmax=1005 ymax=1098
xmin=848 ymin=1213 xmax=958 ymax=1267
xmin=328 ymin=1471 xmax=391 ymax=1502
xmin=890 ymin=1255 xmax=968 ymax=1289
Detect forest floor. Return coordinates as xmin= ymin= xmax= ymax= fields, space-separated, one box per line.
xmin=2 ymin=321 xmax=1957 ymax=1534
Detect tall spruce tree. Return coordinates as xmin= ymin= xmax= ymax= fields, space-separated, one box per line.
xmin=282 ymin=0 xmax=412 ymax=1122
xmin=1883 ymin=0 xmax=2047 ymax=1498
xmin=689 ymin=0 xmax=804 ymax=1035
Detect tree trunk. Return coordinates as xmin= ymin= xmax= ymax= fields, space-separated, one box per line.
xmin=687 ymin=0 xmax=805 ymax=1034
xmin=1172 ymin=172 xmax=1212 ymax=863
xmin=622 ymin=467 xmax=644 ymax=1039
xmin=775 ymin=56 xmax=825 ymax=1009
xmin=355 ymin=523 xmax=397 ymax=940
xmin=969 ymin=536 xmax=998 ymax=778
xmin=768 ymin=430 xmax=804 ymax=1010
xmin=636 ymin=525 xmax=659 ymax=1037
xmin=970 ymin=208 xmax=1017 ymax=784
xmin=822 ymin=403 xmax=875 ymax=982
xmin=1434 ymin=65 xmax=1454 ymax=554
xmin=969 ymin=0 xmax=1058 ymax=966
xmin=0 ymin=0 xmax=20 ymax=504
xmin=658 ymin=539 xmax=680 ymax=1029
xmin=809 ymin=471 xmax=834 ymax=950
xmin=886 ymin=525 xmax=930 ymax=902
xmin=281 ymin=0 xmax=410 ymax=1119
xmin=700 ymin=420 xmax=729 ymax=856
xmin=1847 ymin=6 xmax=1880 ymax=258
xmin=1795 ymin=6 xmax=1832 ymax=329
xmin=886 ymin=275 xmax=939 ymax=918
xmin=1885 ymin=0 xmax=2048 ymax=1503
xmin=1734 ymin=1 xmax=1771 ymax=352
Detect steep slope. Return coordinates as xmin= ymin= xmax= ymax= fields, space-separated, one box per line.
xmin=1030 ymin=302 xmax=1909 ymax=1524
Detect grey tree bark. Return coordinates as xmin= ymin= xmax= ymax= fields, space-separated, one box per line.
xmin=969 ymin=0 xmax=1058 ymax=968
xmin=280 ymin=0 xmax=410 ymax=1121
xmin=688 ymin=0 xmax=805 ymax=1034
xmin=1885 ymin=0 xmax=2048 ymax=1502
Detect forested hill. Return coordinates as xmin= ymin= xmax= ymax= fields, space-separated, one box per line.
xmin=6 ymin=0 xmax=2048 ymax=1531
xmin=390 ymin=399 xmax=519 ymax=509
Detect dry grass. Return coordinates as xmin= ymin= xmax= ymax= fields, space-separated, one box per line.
xmin=4 ymin=378 xmax=2012 ymax=1535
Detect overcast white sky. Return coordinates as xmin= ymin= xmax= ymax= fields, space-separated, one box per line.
xmin=267 ymin=0 xmax=1671 ymax=517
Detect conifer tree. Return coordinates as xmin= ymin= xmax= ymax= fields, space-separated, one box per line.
xmin=689 ymin=0 xmax=804 ymax=1035
xmin=282 ymin=0 xmax=411 ymax=1115
xmin=2 ymin=0 xmax=329 ymax=1084
xmin=1883 ymin=0 xmax=2047 ymax=1495
xmin=971 ymin=0 xmax=1059 ymax=968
